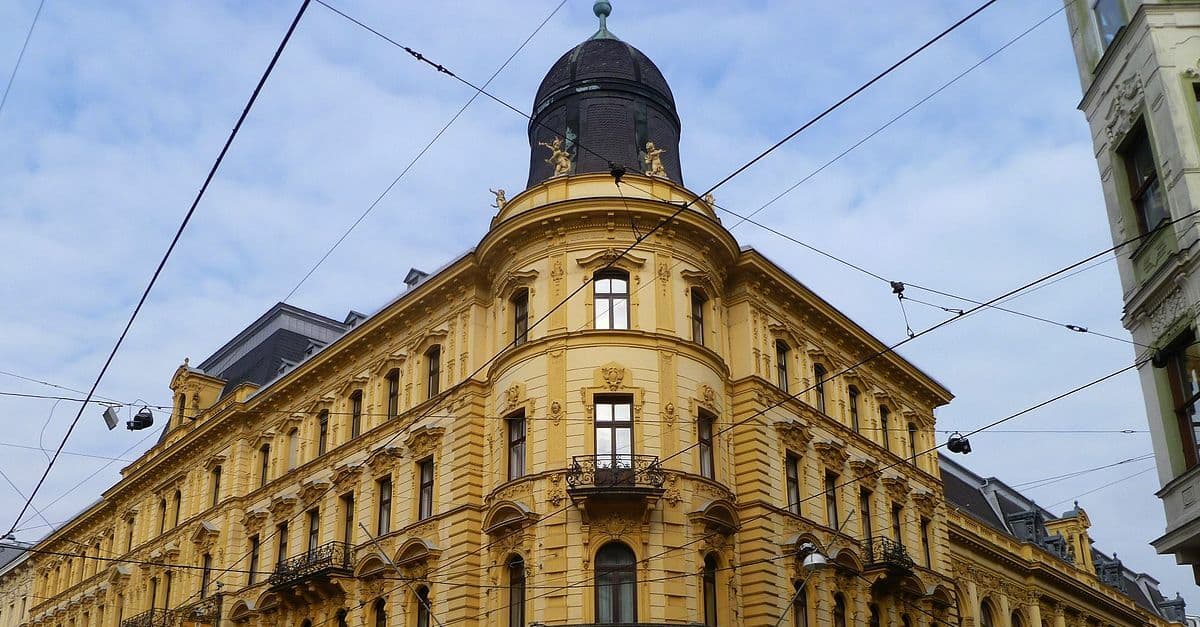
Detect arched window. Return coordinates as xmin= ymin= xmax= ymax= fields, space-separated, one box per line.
xmin=176 ymin=393 xmax=186 ymax=424
xmin=210 ymin=466 xmax=221 ymax=509
xmin=775 ymin=341 xmax=790 ymax=392
xmin=833 ymin=593 xmax=847 ymax=627
xmin=702 ymin=554 xmax=718 ymax=627
xmin=691 ymin=288 xmax=707 ymax=345
xmin=879 ymin=407 xmax=891 ymax=451
xmin=158 ymin=498 xmax=167 ymax=534
xmin=594 ymin=270 xmax=630 ymax=330
xmin=907 ymin=422 xmax=918 ymax=462
xmin=813 ymin=364 xmax=827 ymax=414
xmin=868 ymin=604 xmax=880 ymax=627
xmin=791 ymin=582 xmax=807 ymax=627
xmin=172 ymin=490 xmax=181 ymax=527
xmin=414 ymin=587 xmax=431 ymax=627
xmin=507 ymin=556 xmax=525 ymax=627
xmin=372 ymin=598 xmax=386 ymax=627
xmin=847 ymin=386 xmax=860 ymax=432
xmin=301 ymin=620 xmax=312 ymax=627
xmin=595 ymin=542 xmax=636 ymax=623
xmin=1011 ymin=611 xmax=1024 ymax=627
xmin=385 ymin=369 xmax=400 ymax=419
xmin=336 ymin=610 xmax=348 ymax=627
xmin=979 ymin=600 xmax=995 ymax=627
xmin=507 ymin=410 xmax=527 ymax=481
xmin=287 ymin=428 xmax=300 ymax=469
xmin=902 ymin=616 xmax=912 ymax=627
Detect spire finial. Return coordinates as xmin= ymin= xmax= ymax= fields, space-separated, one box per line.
xmin=591 ymin=1 xmax=617 ymax=40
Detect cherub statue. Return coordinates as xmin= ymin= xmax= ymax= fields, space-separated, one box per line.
xmin=538 ymin=137 xmax=573 ymax=176
xmin=702 ymin=192 xmax=715 ymax=206
xmin=489 ymin=188 xmax=507 ymax=210
xmin=643 ymin=141 xmax=667 ymax=177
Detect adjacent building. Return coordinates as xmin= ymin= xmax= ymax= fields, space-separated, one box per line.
xmin=1 ymin=2 xmax=1189 ymax=626
xmin=1063 ymin=0 xmax=1200 ymax=582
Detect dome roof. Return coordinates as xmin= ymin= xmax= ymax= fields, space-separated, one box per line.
xmin=525 ymin=3 xmax=683 ymax=188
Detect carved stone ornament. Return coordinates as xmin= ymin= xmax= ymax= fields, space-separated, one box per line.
xmin=489 ymin=188 xmax=506 ymax=210
xmin=881 ymin=476 xmax=911 ymax=501
xmin=268 ymin=494 xmax=299 ymax=519
xmin=848 ymin=458 xmax=880 ymax=484
xmin=367 ymin=446 xmax=404 ymax=475
xmin=299 ymin=477 xmax=332 ymax=504
xmin=774 ymin=421 xmax=813 ymax=452
xmin=812 ymin=440 xmax=849 ymax=470
xmin=1148 ymin=288 xmax=1193 ymax=338
xmin=504 ymin=383 xmax=523 ymax=411
xmin=547 ymin=473 xmax=566 ymax=506
xmin=662 ymin=473 xmax=681 ymax=507
xmin=550 ymin=258 xmax=564 ymax=283
xmin=911 ymin=490 xmax=939 ymax=516
xmin=601 ymin=364 xmax=626 ymax=390
xmin=593 ymin=513 xmax=637 ymax=539
xmin=190 ymin=522 xmax=219 ymax=549
xmin=405 ymin=426 xmax=446 ymax=459
xmin=549 ymin=400 xmax=563 ymax=425
xmin=538 ymin=137 xmax=573 ymax=176
xmin=698 ymin=384 xmax=718 ymax=411
xmin=664 ymin=401 xmax=676 ymax=425
xmin=241 ymin=509 xmax=269 ymax=534
xmin=643 ymin=141 xmax=667 ymax=177
xmin=1103 ymin=74 xmax=1144 ymax=141
xmin=332 ymin=463 xmax=363 ymax=492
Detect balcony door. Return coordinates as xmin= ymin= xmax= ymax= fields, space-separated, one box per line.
xmin=594 ymin=396 xmax=633 ymax=483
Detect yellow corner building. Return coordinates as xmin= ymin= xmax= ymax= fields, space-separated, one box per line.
xmin=5 ymin=3 xmax=1189 ymax=626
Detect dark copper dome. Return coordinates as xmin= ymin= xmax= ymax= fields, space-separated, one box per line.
xmin=526 ymin=4 xmax=682 ymax=188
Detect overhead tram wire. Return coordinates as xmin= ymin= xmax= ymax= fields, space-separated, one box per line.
xmin=4 ymin=0 xmax=315 ymax=536
xmin=0 ymin=0 xmax=46 ymax=120
xmin=267 ymin=3 xmax=1182 ymax=611
xmin=1011 ymin=453 xmax=1155 ymax=490
xmin=282 ymin=0 xmax=569 ymax=303
xmin=0 ymin=369 xmax=128 ymax=406
xmin=1046 ymin=466 xmax=1157 ymax=509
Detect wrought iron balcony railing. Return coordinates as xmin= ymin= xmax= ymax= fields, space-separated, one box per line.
xmin=566 ymin=455 xmax=666 ymax=490
xmin=121 ymin=609 xmax=176 ymax=627
xmin=864 ymin=537 xmax=915 ymax=573
xmin=175 ymin=595 xmax=221 ymax=626
xmin=268 ymin=541 xmax=353 ymax=588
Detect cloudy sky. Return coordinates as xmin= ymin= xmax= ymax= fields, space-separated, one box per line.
xmin=1 ymin=0 xmax=1190 ymax=608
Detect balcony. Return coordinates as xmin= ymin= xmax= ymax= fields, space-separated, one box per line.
xmin=121 ymin=609 xmax=176 ymax=627
xmin=176 ymin=596 xmax=221 ymax=627
xmin=267 ymin=541 xmax=353 ymax=594
xmin=864 ymin=537 xmax=915 ymax=575
xmin=566 ymin=455 xmax=665 ymax=521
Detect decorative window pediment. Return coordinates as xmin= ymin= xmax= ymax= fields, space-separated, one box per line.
xmin=575 ymin=248 xmax=647 ymax=272
xmin=483 ymin=500 xmax=538 ymax=536
xmin=687 ymin=499 xmax=739 ymax=536
xmin=498 ymin=269 xmax=539 ymax=299
xmin=404 ymin=425 xmax=445 ymax=460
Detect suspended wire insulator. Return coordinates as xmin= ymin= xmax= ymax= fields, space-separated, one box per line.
xmin=890 ymin=281 xmax=906 ymax=296
xmin=1065 ymin=324 xmax=1088 ymax=333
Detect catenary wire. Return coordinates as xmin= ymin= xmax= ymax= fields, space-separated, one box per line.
xmin=281 ymin=0 xmax=568 ymax=303
xmin=0 ymin=0 xmax=46 ymax=119
xmin=4 ymin=0 xmax=314 ymax=536
xmin=0 ymin=369 xmax=128 ymax=406
xmin=1011 ymin=453 xmax=1155 ymax=490
xmin=1046 ymin=465 xmax=1156 ymax=510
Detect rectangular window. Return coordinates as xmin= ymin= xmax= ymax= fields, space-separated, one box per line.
xmin=307 ymin=509 xmax=320 ymax=552
xmin=824 ymin=472 xmax=839 ymax=527
xmin=880 ymin=407 xmax=891 ymax=452
xmin=775 ymin=341 xmax=790 ymax=393
xmin=1123 ymin=123 xmax=1167 ymax=234
xmin=350 ymin=391 xmax=363 ymax=438
xmin=426 ymin=346 xmax=441 ymax=399
xmin=200 ymin=554 xmax=212 ymax=599
xmin=247 ymin=536 xmax=260 ymax=585
xmin=1093 ymin=0 xmax=1125 ymax=48
xmin=859 ymin=488 xmax=873 ymax=540
xmin=126 ymin=517 xmax=135 ymax=552
xmin=891 ymin=504 xmax=904 ymax=545
xmin=848 ymin=387 xmax=860 ymax=432
xmin=785 ymin=453 xmax=801 ymax=515
xmin=813 ymin=364 xmax=827 ymax=414
xmin=340 ymin=493 xmax=355 ymax=546
xmin=259 ymin=444 xmax=271 ymax=488
xmin=377 ymin=477 xmax=392 ymax=535
xmin=210 ymin=466 xmax=221 ymax=509
xmin=593 ymin=271 xmax=630 ymax=330
xmin=691 ymin=289 xmax=706 ymax=344
xmin=698 ymin=412 xmax=715 ymax=479
xmin=1165 ymin=330 xmax=1200 ymax=468
xmin=507 ymin=411 xmax=526 ymax=481
xmin=318 ymin=411 xmax=329 ymax=455
xmin=276 ymin=522 xmax=289 ymax=564
xmin=386 ymin=370 xmax=400 ymax=419
xmin=920 ymin=517 xmax=932 ymax=567
xmin=594 ymin=396 xmax=634 ymax=471
xmin=418 ymin=458 xmax=435 ymax=520
xmin=513 ymin=290 xmax=529 ymax=346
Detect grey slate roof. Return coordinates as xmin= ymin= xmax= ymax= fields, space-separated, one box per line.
xmin=939 ymin=456 xmax=1179 ymax=619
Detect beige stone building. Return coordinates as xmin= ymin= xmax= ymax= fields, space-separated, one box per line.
xmin=5 ymin=3 xmax=1189 ymax=626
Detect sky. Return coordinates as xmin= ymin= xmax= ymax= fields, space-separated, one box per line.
xmin=1 ymin=0 xmax=1193 ymax=609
